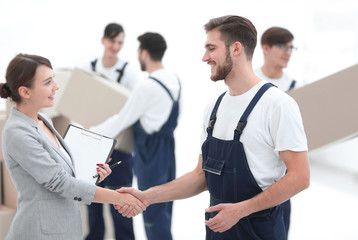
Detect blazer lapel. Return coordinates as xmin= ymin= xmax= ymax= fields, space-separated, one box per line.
xmin=38 ymin=114 xmax=77 ymax=176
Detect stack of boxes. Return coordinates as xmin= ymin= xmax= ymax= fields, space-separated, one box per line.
xmin=0 ymin=101 xmax=16 ymax=239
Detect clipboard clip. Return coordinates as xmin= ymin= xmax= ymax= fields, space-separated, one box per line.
xmin=81 ymin=130 xmax=103 ymax=140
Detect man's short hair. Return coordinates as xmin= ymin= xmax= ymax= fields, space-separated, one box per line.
xmin=261 ymin=27 xmax=294 ymax=46
xmin=137 ymin=32 xmax=167 ymax=61
xmin=103 ymin=23 xmax=124 ymax=39
xmin=204 ymin=15 xmax=257 ymax=61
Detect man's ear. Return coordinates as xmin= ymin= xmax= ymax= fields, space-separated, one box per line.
xmin=18 ymin=86 xmax=30 ymax=100
xmin=232 ymin=41 xmax=243 ymax=57
xmin=262 ymin=44 xmax=270 ymax=56
xmin=141 ymin=49 xmax=149 ymax=60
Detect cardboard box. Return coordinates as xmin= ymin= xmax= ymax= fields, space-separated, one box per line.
xmin=0 ymin=113 xmax=7 ymax=161
xmin=0 ymin=162 xmax=3 ymax=204
xmin=40 ymin=68 xmax=72 ymax=119
xmin=0 ymin=205 xmax=16 ymax=239
xmin=56 ymin=68 xmax=134 ymax=153
xmin=2 ymin=163 xmax=17 ymax=209
xmin=288 ymin=64 xmax=358 ymax=151
xmin=5 ymin=99 xmax=14 ymax=116
xmin=52 ymin=115 xmax=70 ymax=137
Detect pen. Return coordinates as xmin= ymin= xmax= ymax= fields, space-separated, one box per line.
xmin=93 ymin=161 xmax=122 ymax=178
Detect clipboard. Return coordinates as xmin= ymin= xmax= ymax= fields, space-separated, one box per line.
xmin=63 ymin=124 xmax=117 ymax=185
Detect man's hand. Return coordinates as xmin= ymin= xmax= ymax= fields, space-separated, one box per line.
xmin=114 ymin=187 xmax=150 ymax=218
xmin=205 ymin=203 xmax=244 ymax=233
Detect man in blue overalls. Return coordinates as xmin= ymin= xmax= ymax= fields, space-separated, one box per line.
xmin=85 ymin=23 xmax=139 ymax=240
xmin=91 ymin=32 xmax=181 ymax=240
xmin=255 ymin=26 xmax=301 ymax=238
xmin=116 ymin=15 xmax=310 ymax=240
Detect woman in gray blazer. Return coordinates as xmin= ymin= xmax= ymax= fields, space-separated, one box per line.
xmin=0 ymin=54 xmax=146 ymax=240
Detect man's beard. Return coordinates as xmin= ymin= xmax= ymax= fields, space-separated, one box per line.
xmin=211 ymin=50 xmax=233 ymax=82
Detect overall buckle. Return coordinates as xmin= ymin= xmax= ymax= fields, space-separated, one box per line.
xmin=235 ymin=121 xmax=247 ymax=134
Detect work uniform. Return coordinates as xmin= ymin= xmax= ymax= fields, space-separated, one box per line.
xmin=255 ymin=67 xmax=302 ymax=234
xmin=91 ymin=68 xmax=181 ymax=240
xmin=133 ymin=76 xmax=180 ymax=240
xmin=201 ymin=81 xmax=307 ymax=239
xmin=84 ymin=58 xmax=140 ymax=240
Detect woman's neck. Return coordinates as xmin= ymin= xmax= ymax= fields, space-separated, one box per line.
xmin=15 ymin=104 xmax=39 ymax=123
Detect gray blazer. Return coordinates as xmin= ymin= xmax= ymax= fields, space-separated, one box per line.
xmin=2 ymin=108 xmax=96 ymax=240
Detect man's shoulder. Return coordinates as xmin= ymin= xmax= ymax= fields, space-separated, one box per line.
xmin=151 ymin=68 xmax=178 ymax=79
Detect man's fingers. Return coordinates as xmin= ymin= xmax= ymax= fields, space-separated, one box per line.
xmin=205 ymin=204 xmax=222 ymax=213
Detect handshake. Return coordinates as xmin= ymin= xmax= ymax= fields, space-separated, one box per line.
xmin=113 ymin=187 xmax=149 ymax=218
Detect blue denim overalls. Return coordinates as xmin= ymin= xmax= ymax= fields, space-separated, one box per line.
xmin=87 ymin=59 xmax=134 ymax=240
xmin=202 ymin=83 xmax=286 ymax=240
xmin=133 ymin=76 xmax=180 ymax=240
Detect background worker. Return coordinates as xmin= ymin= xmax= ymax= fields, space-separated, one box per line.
xmin=255 ymin=27 xmax=299 ymax=91
xmin=116 ymin=15 xmax=310 ymax=240
xmin=255 ymin=26 xmax=301 ymax=236
xmin=91 ymin=32 xmax=181 ymax=240
xmin=83 ymin=23 xmax=142 ymax=240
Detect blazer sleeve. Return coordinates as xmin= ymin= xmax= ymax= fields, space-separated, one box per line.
xmin=6 ymin=124 xmax=96 ymax=204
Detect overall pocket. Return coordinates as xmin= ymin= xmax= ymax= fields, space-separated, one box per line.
xmin=203 ymin=156 xmax=237 ymax=201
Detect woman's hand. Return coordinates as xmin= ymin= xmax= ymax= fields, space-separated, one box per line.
xmin=115 ymin=192 xmax=147 ymax=217
xmin=114 ymin=187 xmax=150 ymax=217
xmin=96 ymin=158 xmax=112 ymax=183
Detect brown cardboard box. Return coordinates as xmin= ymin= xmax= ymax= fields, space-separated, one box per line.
xmin=0 ymin=162 xmax=3 ymax=204
xmin=52 ymin=115 xmax=71 ymax=137
xmin=288 ymin=64 xmax=358 ymax=151
xmin=56 ymin=68 xmax=134 ymax=153
xmin=2 ymin=163 xmax=17 ymax=209
xmin=5 ymin=99 xmax=14 ymax=116
xmin=0 ymin=113 xmax=7 ymax=161
xmin=0 ymin=205 xmax=16 ymax=239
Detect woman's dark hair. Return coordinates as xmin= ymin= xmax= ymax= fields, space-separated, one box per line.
xmin=0 ymin=53 xmax=52 ymax=103
xmin=103 ymin=23 xmax=124 ymax=39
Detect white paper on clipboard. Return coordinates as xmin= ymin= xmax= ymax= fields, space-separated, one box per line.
xmin=63 ymin=124 xmax=117 ymax=185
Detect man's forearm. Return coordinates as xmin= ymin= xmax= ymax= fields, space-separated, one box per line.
xmin=145 ymin=155 xmax=207 ymax=205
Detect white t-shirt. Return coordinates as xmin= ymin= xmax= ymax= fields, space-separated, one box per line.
xmin=200 ymin=80 xmax=307 ymax=190
xmin=83 ymin=57 xmax=141 ymax=91
xmin=91 ymin=68 xmax=180 ymax=137
xmin=255 ymin=67 xmax=300 ymax=92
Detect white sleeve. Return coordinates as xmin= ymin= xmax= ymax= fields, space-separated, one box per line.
xmin=269 ymin=97 xmax=308 ymax=152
